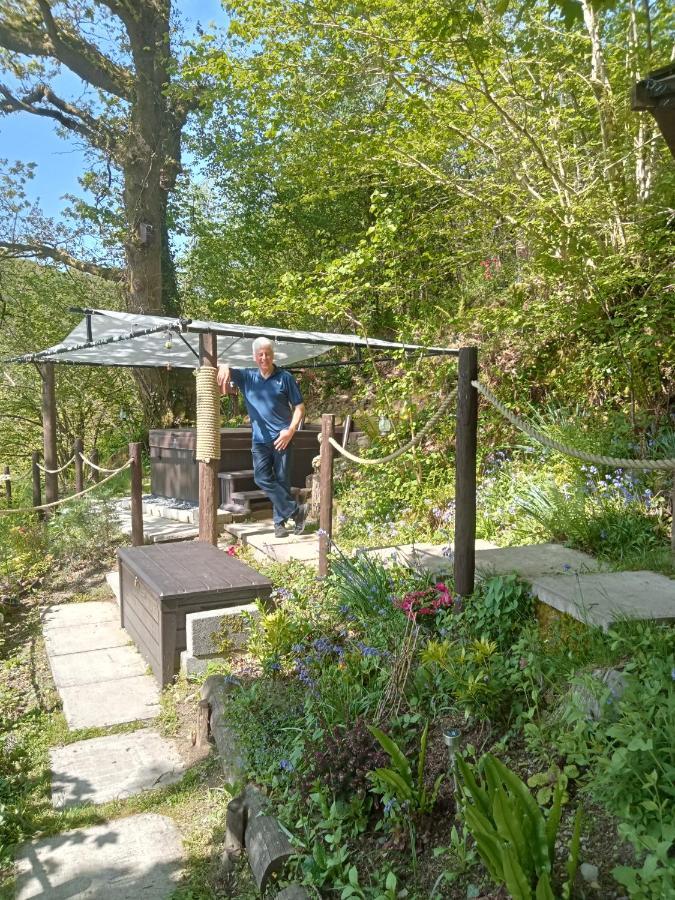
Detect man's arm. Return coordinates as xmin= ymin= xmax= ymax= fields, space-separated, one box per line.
xmin=274 ymin=402 xmax=305 ymax=450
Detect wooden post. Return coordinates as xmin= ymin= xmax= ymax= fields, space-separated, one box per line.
xmin=40 ymin=362 xmax=58 ymax=505
xmin=129 ymin=441 xmax=144 ymax=546
xmin=318 ymin=414 xmax=335 ymax=577
xmin=341 ymin=414 xmax=352 ymax=449
xmin=199 ymin=333 xmax=219 ymax=546
xmin=454 ymin=347 xmax=478 ymax=596
xmin=32 ymin=451 xmax=42 ymax=518
xmin=90 ymin=447 xmax=100 ymax=483
xmin=3 ymin=465 xmax=11 ymax=505
xmin=671 ymin=473 xmax=675 ymax=555
xmin=196 ymin=698 xmax=210 ymax=748
xmin=74 ymin=437 xmax=84 ymax=494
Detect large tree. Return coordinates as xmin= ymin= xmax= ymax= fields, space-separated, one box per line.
xmin=0 ymin=1 xmax=203 ymax=420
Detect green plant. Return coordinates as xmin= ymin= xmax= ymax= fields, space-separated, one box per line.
xmin=460 ymin=574 xmax=535 ymax=649
xmin=457 ymin=752 xmax=582 ymax=899
xmin=420 ymin=637 xmax=507 ymax=720
xmin=367 ymin=721 xmax=443 ymax=818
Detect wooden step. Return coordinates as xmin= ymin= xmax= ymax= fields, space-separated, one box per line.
xmin=218 ymin=470 xmax=254 ymax=480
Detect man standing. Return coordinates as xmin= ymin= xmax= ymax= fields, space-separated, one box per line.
xmin=217 ymin=337 xmax=308 ymax=538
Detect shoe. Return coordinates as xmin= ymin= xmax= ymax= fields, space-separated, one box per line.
xmin=293 ymin=503 xmax=308 ymax=535
xmin=274 ymin=523 xmax=288 ymax=539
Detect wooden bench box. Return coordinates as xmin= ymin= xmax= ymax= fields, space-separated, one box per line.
xmin=118 ymin=543 xmax=272 ymax=687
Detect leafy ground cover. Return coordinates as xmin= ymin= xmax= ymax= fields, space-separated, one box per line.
xmin=214 ymin=551 xmax=674 ymax=899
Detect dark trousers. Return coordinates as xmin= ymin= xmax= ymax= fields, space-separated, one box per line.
xmin=251 ymin=442 xmax=298 ymax=525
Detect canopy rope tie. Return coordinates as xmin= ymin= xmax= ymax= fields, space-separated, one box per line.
xmin=36 ymin=455 xmax=75 ymax=475
xmin=195 ymin=366 xmax=222 ymax=463
xmin=328 ymin=387 xmax=458 ymax=466
xmin=472 ymin=380 xmax=675 ymax=471
xmin=0 ymin=459 xmax=132 ymax=515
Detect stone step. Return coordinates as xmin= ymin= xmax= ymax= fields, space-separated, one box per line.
xmin=14 ymin=813 xmax=183 ymax=899
xmin=50 ymin=729 xmax=186 ymax=808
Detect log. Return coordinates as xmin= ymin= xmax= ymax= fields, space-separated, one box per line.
xmin=3 ymin=465 xmax=10 ymax=505
xmin=276 ymin=886 xmax=313 ymax=900
xmin=74 ymin=437 xmax=84 ymax=494
xmin=246 ymin=814 xmax=295 ymax=893
xmin=40 ymin=362 xmax=58 ymax=505
xmin=196 ymin=698 xmax=210 ymax=749
xmin=454 ymin=347 xmax=478 ymax=596
xmin=129 ymin=442 xmax=144 ymax=546
xmin=31 ymin=451 xmax=42 ymax=519
xmin=318 ymin=414 xmax=335 ymax=577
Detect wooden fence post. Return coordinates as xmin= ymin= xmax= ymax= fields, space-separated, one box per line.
xmin=454 ymin=347 xmax=478 ymax=596
xmin=90 ymin=447 xmax=100 ymax=483
xmin=129 ymin=442 xmax=144 ymax=547
xmin=3 ymin=465 xmax=11 ymax=506
xmin=318 ymin=414 xmax=335 ymax=577
xmin=74 ymin=437 xmax=84 ymax=494
xmin=40 ymin=362 xmax=58 ymax=505
xmin=198 ymin=333 xmax=219 ymax=546
xmin=32 ymin=451 xmax=43 ymax=518
xmin=671 ymin=474 xmax=675 ymax=556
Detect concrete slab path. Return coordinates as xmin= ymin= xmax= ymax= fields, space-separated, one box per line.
xmin=50 ymin=730 xmax=186 ymax=809
xmin=42 ymin=601 xmax=160 ymax=730
xmin=13 ymin=813 xmax=183 ymax=899
xmin=532 ymin=569 xmax=675 ymax=629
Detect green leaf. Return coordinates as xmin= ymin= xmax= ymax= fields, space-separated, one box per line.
xmin=370 ymin=768 xmax=414 ymax=801
xmin=368 ymin=726 xmax=412 ymax=785
xmin=491 ymin=783 xmax=531 ymax=878
xmin=502 ymin=846 xmax=533 ymax=899
xmin=535 ymin=871 xmax=556 ymax=900
xmin=488 ymin=756 xmax=549 ymax=874
xmin=456 ymin=754 xmax=491 ymax=819
xmin=545 ymin=778 xmax=564 ymax=864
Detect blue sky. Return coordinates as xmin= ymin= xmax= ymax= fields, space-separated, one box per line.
xmin=0 ymin=0 xmax=226 ymax=221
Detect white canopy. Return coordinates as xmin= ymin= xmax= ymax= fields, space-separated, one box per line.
xmin=9 ymin=308 xmax=458 ymax=368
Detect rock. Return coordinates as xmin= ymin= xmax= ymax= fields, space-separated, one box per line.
xmin=200 ymin=675 xmax=247 ymax=781
xmin=187 ymin=604 xmax=259 ymax=658
xmin=574 ymin=668 xmax=627 ymax=720
xmin=580 ymin=863 xmax=600 ymax=886
xmin=276 ymin=886 xmax=312 ymax=899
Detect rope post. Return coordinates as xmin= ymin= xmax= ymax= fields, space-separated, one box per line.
xmin=129 ymin=442 xmax=144 ymax=547
xmin=3 ymin=465 xmax=11 ymax=506
xmin=40 ymin=362 xmax=58 ymax=506
xmin=454 ymin=347 xmax=478 ymax=597
xmin=198 ymin=333 xmax=219 ymax=546
xmin=31 ymin=451 xmax=43 ymax=519
xmin=319 ymin=414 xmax=335 ymax=577
xmin=90 ymin=447 xmax=100 ymax=483
xmin=74 ymin=438 xmax=84 ymax=494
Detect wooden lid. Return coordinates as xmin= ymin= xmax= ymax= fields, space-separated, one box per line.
xmin=117 ymin=542 xmax=272 ymax=599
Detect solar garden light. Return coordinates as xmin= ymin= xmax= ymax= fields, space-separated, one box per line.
xmin=442 ymin=727 xmax=461 ymax=788
xmin=378 ymin=415 xmax=392 ymax=435
xmin=164 ymin=330 xmax=173 ymax=350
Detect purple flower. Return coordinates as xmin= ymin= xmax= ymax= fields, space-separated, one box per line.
xmin=279 ymin=759 xmax=294 ymax=772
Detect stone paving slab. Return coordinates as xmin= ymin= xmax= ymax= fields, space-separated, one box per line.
xmin=531 ymin=570 xmax=675 ymax=629
xmin=59 ymin=676 xmax=160 ymax=730
xmin=50 ymin=730 xmax=186 ymax=808
xmin=14 ymin=812 xmax=183 ymax=899
xmin=475 ymin=543 xmax=604 ymax=580
xmin=44 ymin=621 xmax=130 ymax=657
xmin=225 ymin=520 xmax=276 ymax=541
xmin=106 ymin=570 xmax=121 ymax=604
xmin=42 ymin=600 xmax=118 ymax=629
xmin=49 ymin=646 xmax=147 ymax=689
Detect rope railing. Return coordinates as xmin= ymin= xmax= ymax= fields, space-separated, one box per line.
xmin=327 ymin=387 xmax=458 ymax=466
xmin=0 ymin=458 xmax=132 ymax=516
xmin=35 ymin=455 xmax=75 ymax=475
xmin=472 ymin=380 xmax=675 ymax=471
xmin=78 ymin=451 xmax=128 ymax=475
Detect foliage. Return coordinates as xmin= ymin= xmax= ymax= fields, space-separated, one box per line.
xmin=304 ymin=718 xmax=388 ymax=799
xmin=457 ymin=574 xmax=535 ymax=650
xmin=457 ymin=752 xmax=582 ymax=899
xmin=368 ymin=721 xmax=443 ymax=820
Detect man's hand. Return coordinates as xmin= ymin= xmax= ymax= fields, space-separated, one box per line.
xmin=216 ymin=365 xmax=233 ymax=394
xmin=274 ymin=427 xmax=295 ymax=451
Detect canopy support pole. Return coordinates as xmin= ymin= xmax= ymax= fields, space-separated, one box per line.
xmin=454 ymin=347 xmax=478 ymax=596
xmin=40 ymin=362 xmax=58 ymax=506
xmin=198 ymin=334 xmax=219 ymax=546
xmin=318 ymin=414 xmax=335 ymax=577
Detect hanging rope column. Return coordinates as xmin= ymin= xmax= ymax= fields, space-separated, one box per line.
xmin=196 ymin=336 xmax=221 ymax=544
xmin=195 ymin=367 xmax=222 ymax=464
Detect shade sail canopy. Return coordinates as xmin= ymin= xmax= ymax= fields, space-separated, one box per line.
xmin=8 ymin=308 xmax=459 ymax=368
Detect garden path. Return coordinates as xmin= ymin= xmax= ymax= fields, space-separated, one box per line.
xmin=13 ymin=600 xmax=188 ymax=897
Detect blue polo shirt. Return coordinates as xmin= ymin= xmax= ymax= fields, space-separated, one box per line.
xmin=230 ymin=366 xmax=304 ymax=444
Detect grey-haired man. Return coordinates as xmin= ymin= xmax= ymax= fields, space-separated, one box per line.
xmin=217 ymin=337 xmax=307 ymax=537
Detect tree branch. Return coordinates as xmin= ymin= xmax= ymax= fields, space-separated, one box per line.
xmin=0 ymin=241 xmax=123 ymax=281
xmin=0 ymin=3 xmax=132 ymax=99
xmin=0 ymin=82 xmax=118 ymax=156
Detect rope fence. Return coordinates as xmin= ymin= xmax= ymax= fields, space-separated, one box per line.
xmin=35 ymin=455 xmax=75 ymax=475
xmin=328 ymin=387 xmax=458 ymax=466
xmin=0 ymin=458 xmax=132 ymax=516
xmin=472 ymin=380 xmax=675 ymax=471
xmin=79 ymin=452 xmax=127 ymax=475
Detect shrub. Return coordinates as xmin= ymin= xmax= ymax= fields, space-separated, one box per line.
xmin=304 ymin=718 xmax=388 ymax=798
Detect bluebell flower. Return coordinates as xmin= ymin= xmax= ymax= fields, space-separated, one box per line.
xmin=268 ymin=659 xmax=281 ymax=672
xmin=383 ymin=798 xmax=398 ymax=815
xmin=671 ymin=668 xmax=675 ymax=682
xmin=279 ymin=759 xmax=294 ymax=772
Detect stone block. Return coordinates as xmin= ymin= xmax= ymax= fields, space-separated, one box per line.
xmin=186 ymin=604 xmax=259 ymax=658
xmin=180 ymin=651 xmax=210 ymax=679
xmin=277 ymin=886 xmax=313 ymax=900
